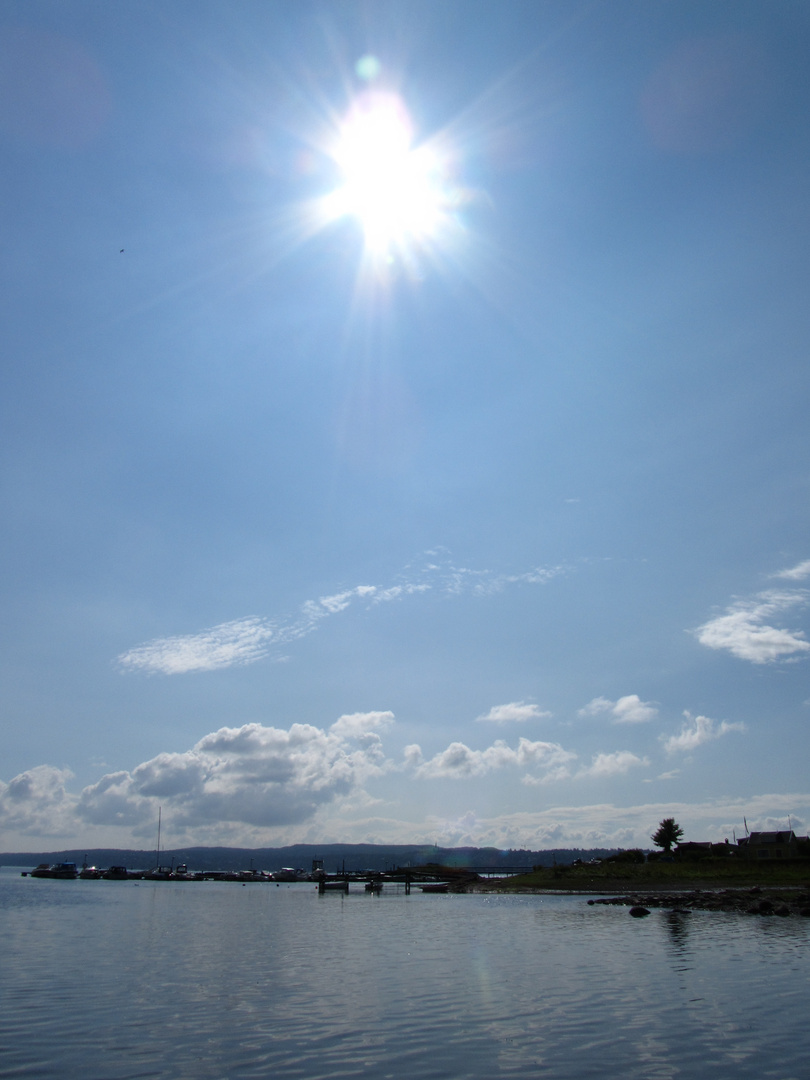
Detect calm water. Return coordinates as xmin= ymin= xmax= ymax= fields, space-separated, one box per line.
xmin=1 ymin=867 xmax=808 ymax=1080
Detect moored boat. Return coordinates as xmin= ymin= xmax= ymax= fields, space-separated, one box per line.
xmin=144 ymin=866 xmax=174 ymax=881
xmin=30 ymin=863 xmax=79 ymax=879
xmin=271 ymin=867 xmax=307 ymax=882
xmin=320 ymin=879 xmax=350 ymax=892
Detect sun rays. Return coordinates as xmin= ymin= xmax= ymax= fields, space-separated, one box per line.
xmin=322 ymin=90 xmax=453 ymax=258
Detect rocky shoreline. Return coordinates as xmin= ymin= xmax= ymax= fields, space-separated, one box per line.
xmin=588 ymin=886 xmax=810 ymax=918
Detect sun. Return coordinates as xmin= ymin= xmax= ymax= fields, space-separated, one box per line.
xmin=324 ymin=91 xmax=450 ymax=256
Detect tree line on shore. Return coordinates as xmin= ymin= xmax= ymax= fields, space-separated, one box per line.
xmin=1 ymin=843 xmax=623 ymax=873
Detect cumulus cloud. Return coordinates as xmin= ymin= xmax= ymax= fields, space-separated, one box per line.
xmin=476 ymin=701 xmax=551 ymax=724
xmin=330 ymin=710 xmax=393 ymax=738
xmin=407 ymin=736 xmax=645 ymax=785
xmin=410 ymin=737 xmax=576 ymax=782
xmin=578 ymin=694 xmax=658 ymax=724
xmin=662 ymin=711 xmax=745 ymax=754
xmin=0 ymin=712 xmax=397 ymax=843
xmin=576 ymin=751 xmax=649 ymax=778
xmin=117 ymin=552 xmax=568 ymax=676
xmin=773 ymin=559 xmax=810 ymax=581
xmin=4 ymin=753 xmax=810 ymax=852
xmin=695 ymin=589 xmax=809 ymax=664
xmin=0 ymin=765 xmax=77 ymax=839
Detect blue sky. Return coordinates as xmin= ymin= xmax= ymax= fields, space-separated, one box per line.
xmin=2 ymin=0 xmax=810 ymax=852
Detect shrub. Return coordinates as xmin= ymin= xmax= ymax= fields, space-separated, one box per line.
xmin=604 ymin=849 xmax=646 ymax=864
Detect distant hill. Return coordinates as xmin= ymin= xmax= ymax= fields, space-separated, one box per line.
xmin=0 ymin=844 xmax=620 ymax=873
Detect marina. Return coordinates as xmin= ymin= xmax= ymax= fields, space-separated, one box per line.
xmin=21 ymin=860 xmax=470 ymax=893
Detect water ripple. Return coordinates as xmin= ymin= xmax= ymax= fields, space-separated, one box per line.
xmin=1 ymin=874 xmax=808 ymax=1079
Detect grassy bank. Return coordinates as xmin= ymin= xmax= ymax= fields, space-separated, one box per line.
xmin=481 ymin=858 xmax=810 ymax=893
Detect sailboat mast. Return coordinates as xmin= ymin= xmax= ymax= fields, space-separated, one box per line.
xmin=155 ymin=806 xmax=161 ymax=869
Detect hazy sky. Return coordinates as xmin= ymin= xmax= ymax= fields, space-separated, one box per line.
xmin=2 ymin=0 xmax=810 ymax=853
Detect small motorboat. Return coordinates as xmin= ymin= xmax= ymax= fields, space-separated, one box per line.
xmin=30 ymin=863 xmax=79 ymax=879
xmin=419 ymin=882 xmax=449 ymax=893
xmin=143 ymin=866 xmax=174 ymax=881
xmin=271 ymin=867 xmax=307 ymax=882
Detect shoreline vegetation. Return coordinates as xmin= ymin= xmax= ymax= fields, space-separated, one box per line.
xmin=470 ymin=857 xmax=810 ymax=915
xmin=6 ymin=846 xmax=810 ymax=912
xmin=488 ymin=855 xmax=810 ymax=889
xmin=477 ymin=857 xmax=810 ymax=893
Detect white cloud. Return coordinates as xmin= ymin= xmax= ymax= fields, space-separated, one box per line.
xmin=521 ymin=766 xmax=573 ymax=786
xmin=576 ymin=751 xmax=649 ymax=778
xmin=330 ymin=710 xmax=394 ymax=739
xmin=0 ymin=712 xmax=398 ymax=845
xmin=695 ymin=589 xmax=810 ymax=664
xmin=402 ymin=744 xmax=424 ymax=768
xmin=0 ymin=765 xmax=77 ymax=839
xmin=317 ymin=590 xmax=356 ymax=614
xmin=773 ymin=559 xmax=810 ymax=581
xmin=409 ymin=737 xmax=645 ymax=785
xmin=410 ymin=737 xmax=576 ymax=782
xmin=476 ymin=701 xmax=551 ymax=724
xmin=578 ymin=694 xmax=658 ymax=724
xmin=4 ymin=753 xmax=810 ymax=853
xmin=118 ymin=553 xmax=568 ymax=676
xmin=396 ymin=794 xmax=809 ymax=852
xmin=118 ymin=617 xmax=275 ymax=675
xmin=578 ymin=696 xmax=612 ymax=717
xmin=662 ymin=711 xmax=745 ymax=754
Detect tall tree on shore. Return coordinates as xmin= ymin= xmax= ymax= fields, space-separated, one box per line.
xmin=651 ymin=818 xmax=683 ymax=853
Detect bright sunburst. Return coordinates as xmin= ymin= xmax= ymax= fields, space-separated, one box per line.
xmin=323 ymin=90 xmax=454 ymax=258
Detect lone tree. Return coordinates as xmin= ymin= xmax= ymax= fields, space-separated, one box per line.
xmin=651 ymin=818 xmax=684 ymax=853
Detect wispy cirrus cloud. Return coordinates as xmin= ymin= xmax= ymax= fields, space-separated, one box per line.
xmin=695 ymin=589 xmax=809 ymax=664
xmin=578 ymin=694 xmax=658 ymax=724
xmin=772 ymin=559 xmax=810 ymax=582
xmin=476 ymin=701 xmax=551 ymax=724
xmin=662 ymin=711 xmax=744 ymax=754
xmin=118 ymin=617 xmax=276 ymax=675
xmin=117 ymin=552 xmax=568 ymax=675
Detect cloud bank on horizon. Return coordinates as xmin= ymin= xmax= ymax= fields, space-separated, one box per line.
xmin=0 ymin=697 xmax=747 ymax=850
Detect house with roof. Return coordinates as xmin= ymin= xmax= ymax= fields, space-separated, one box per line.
xmin=674 ymin=840 xmax=736 ymax=860
xmin=736 ymin=830 xmax=810 ymax=859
